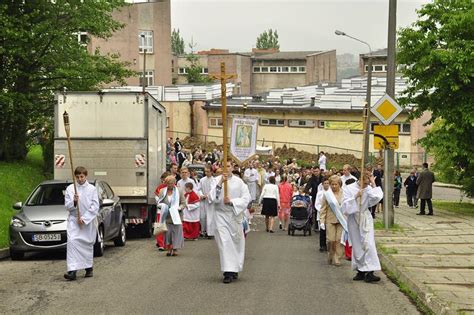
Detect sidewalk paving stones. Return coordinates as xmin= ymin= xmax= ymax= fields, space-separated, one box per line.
xmin=376 ymin=200 xmax=474 ymax=314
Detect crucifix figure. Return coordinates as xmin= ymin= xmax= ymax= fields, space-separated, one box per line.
xmin=210 ymin=62 xmax=237 ymax=198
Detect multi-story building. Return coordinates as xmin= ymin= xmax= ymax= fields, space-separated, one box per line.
xmin=173 ymin=48 xmax=336 ymax=95
xmin=359 ymin=48 xmax=389 ymax=77
xmin=88 ymin=0 xmax=172 ymax=86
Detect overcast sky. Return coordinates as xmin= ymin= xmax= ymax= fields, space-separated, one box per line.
xmin=171 ymin=0 xmax=430 ymax=55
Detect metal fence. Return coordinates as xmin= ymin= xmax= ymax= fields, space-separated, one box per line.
xmin=167 ymin=130 xmax=430 ymax=168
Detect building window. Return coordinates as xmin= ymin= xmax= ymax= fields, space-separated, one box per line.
xmin=178 ymin=67 xmax=187 ymax=74
xmin=139 ymin=71 xmax=154 ymax=86
xmin=260 ymin=118 xmax=285 ymax=126
xmin=298 ymin=66 xmax=306 ymax=73
xmin=365 ymin=64 xmax=387 ymax=73
xmin=289 ymin=119 xmax=315 ymax=128
xmin=401 ymin=123 xmax=411 ymax=134
xmin=253 ymin=67 xmax=261 ymax=73
xmin=139 ymin=31 xmax=153 ymax=53
xmin=270 ymin=66 xmax=277 ymax=72
xmin=290 ymin=66 xmax=298 ymax=73
xmin=73 ymin=31 xmax=88 ymax=46
xmin=281 ymin=66 xmax=289 ymax=73
xmin=201 ymin=68 xmax=209 ymax=74
xmin=209 ymin=117 xmax=223 ymax=127
xmin=318 ymin=121 xmax=325 ymax=128
xmin=261 ymin=67 xmax=269 ymax=73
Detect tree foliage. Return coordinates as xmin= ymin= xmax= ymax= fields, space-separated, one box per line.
xmin=256 ymin=29 xmax=280 ymax=49
xmin=185 ymin=54 xmax=212 ymax=84
xmin=0 ymin=1 xmax=135 ymax=163
xmin=171 ymin=28 xmax=185 ymax=55
xmin=397 ymin=0 xmax=474 ymax=196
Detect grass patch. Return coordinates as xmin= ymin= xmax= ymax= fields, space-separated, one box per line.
xmin=0 ymin=146 xmax=50 ymax=249
xmin=374 ymin=220 xmax=404 ymax=232
xmin=432 ymin=200 xmax=474 ymax=217
xmin=381 ymin=262 xmax=435 ymax=315
xmin=377 ymin=244 xmax=399 ymax=255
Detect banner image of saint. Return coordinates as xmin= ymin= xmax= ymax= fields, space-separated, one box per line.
xmin=235 ymin=125 xmax=252 ymax=148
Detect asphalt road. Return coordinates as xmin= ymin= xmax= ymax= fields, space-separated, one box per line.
xmin=0 ymin=220 xmax=419 ymax=315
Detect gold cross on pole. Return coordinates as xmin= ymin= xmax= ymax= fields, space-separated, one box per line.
xmin=210 ymin=62 xmax=237 ymax=198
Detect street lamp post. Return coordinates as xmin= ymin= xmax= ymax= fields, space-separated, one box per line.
xmin=140 ymin=33 xmax=147 ymax=94
xmin=335 ymin=30 xmax=373 ymax=163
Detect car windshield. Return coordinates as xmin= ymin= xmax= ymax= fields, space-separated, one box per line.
xmin=27 ymin=183 xmax=69 ymax=206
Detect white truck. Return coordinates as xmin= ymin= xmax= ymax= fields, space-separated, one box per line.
xmin=54 ymin=91 xmax=167 ymax=237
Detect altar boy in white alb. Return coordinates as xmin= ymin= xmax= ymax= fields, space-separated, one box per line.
xmin=64 ymin=166 xmax=99 ymax=281
xmin=209 ymin=160 xmax=251 ymax=284
xmin=342 ymin=173 xmax=383 ymax=283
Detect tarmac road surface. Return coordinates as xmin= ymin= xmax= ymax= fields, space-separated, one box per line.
xmin=0 ymin=220 xmax=419 ymax=315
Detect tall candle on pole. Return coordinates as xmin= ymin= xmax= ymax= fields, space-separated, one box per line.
xmin=63 ymin=111 xmax=81 ymax=224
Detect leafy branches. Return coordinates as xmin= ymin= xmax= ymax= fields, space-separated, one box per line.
xmin=398 ymin=0 xmax=474 ymax=196
xmin=256 ymin=29 xmax=280 ymax=49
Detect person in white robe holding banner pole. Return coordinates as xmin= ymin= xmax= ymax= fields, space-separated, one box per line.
xmin=64 ymin=167 xmax=99 ymax=280
xmin=209 ymin=160 xmax=251 ymax=284
xmin=342 ymin=173 xmax=384 ymax=282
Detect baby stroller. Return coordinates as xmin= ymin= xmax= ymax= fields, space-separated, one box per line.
xmin=288 ymin=195 xmax=312 ymax=236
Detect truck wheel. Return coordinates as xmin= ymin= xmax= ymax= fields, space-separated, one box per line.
xmin=114 ymin=220 xmax=127 ymax=247
xmin=10 ymin=249 xmax=24 ymax=260
xmin=94 ymin=226 xmax=105 ymax=257
xmin=141 ymin=208 xmax=154 ymax=238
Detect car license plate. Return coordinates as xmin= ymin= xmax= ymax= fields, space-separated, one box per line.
xmin=32 ymin=233 xmax=61 ymax=242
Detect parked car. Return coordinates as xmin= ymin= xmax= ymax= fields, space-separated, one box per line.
xmin=187 ymin=164 xmax=205 ymax=181
xmin=9 ymin=179 xmax=126 ymax=260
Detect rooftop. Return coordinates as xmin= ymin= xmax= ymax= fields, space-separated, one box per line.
xmin=361 ymin=48 xmax=388 ymax=58
xmin=252 ymin=51 xmax=321 ymax=61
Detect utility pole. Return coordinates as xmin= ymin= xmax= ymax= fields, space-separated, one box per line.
xmin=384 ymin=0 xmax=397 ymax=228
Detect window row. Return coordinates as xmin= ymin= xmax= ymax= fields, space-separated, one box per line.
xmin=253 ymin=66 xmax=306 ymax=73
xmin=208 ymin=117 xmax=411 ymax=133
xmin=178 ymin=67 xmax=209 ymax=75
xmin=364 ymin=64 xmax=387 ymax=73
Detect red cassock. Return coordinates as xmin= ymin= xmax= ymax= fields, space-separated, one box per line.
xmin=345 ymin=240 xmax=352 ymax=260
xmin=183 ymin=190 xmax=201 ymax=240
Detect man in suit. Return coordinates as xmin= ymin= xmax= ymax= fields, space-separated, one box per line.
xmin=416 ymin=163 xmax=435 ymax=215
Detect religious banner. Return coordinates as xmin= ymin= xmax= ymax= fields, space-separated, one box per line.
xmin=230 ymin=117 xmax=258 ymax=164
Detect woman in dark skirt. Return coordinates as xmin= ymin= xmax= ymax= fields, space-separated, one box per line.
xmin=259 ymin=176 xmax=280 ymax=233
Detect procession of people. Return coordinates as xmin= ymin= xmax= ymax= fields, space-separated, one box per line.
xmin=64 ymin=137 xmax=426 ymax=285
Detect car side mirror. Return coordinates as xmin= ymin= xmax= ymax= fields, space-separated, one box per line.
xmin=13 ymin=202 xmax=23 ymax=210
xmin=101 ymin=199 xmax=114 ymax=207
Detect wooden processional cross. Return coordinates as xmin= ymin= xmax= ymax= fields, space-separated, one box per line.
xmin=210 ymin=62 xmax=236 ymax=198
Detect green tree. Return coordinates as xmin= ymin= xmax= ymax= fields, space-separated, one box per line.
xmin=0 ymin=1 xmax=135 ymax=163
xmin=171 ymin=28 xmax=185 ymax=55
xmin=184 ymin=39 xmax=212 ymax=84
xmin=397 ymin=0 xmax=474 ymax=196
xmin=256 ymin=29 xmax=280 ymax=49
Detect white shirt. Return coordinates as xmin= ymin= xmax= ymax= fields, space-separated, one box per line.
xmin=318 ymin=155 xmax=327 ymax=170
xmin=265 ymin=171 xmax=275 ymax=184
xmin=259 ymin=183 xmax=280 ymax=207
xmin=341 ymin=174 xmax=357 ymax=186
xmin=177 ymin=177 xmax=198 ymax=193
xmin=244 ymin=168 xmax=259 ymax=183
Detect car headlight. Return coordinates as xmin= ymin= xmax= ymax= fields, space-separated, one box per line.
xmin=10 ymin=217 xmax=26 ymax=228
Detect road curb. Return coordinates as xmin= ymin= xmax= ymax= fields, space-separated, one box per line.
xmin=433 ymin=182 xmax=462 ymax=189
xmin=0 ymin=248 xmax=10 ymax=259
xmin=378 ymin=251 xmax=455 ymax=315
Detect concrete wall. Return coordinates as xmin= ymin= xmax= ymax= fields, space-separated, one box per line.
xmin=204 ymin=110 xmax=413 ymax=165
xmin=251 ymin=60 xmax=306 ymax=95
xmin=359 ymin=56 xmax=388 ymax=77
xmin=306 ymin=50 xmax=337 ymax=84
xmin=90 ymin=1 xmax=172 ymax=86
xmin=161 ymin=101 xmax=191 ymax=138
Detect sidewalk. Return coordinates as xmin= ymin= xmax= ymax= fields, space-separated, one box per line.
xmin=375 ymin=204 xmax=474 ymax=314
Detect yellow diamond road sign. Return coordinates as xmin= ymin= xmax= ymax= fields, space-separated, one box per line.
xmin=371 ymin=93 xmax=402 ymax=125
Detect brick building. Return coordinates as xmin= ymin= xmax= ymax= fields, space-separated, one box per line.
xmin=88 ymin=0 xmax=172 ymax=86
xmin=173 ymin=49 xmax=336 ymax=95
